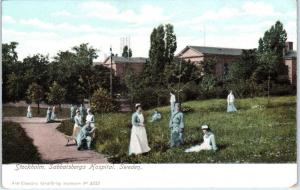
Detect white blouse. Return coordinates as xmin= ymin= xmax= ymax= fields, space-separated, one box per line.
xmin=227 ymin=93 xmax=235 ymax=103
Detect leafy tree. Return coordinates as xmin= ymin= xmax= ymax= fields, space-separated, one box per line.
xmin=90 ymin=88 xmax=119 ymax=113
xmin=46 ymin=81 xmax=66 ymax=110
xmin=6 ymin=72 xmax=24 ymax=102
xmin=26 ymin=83 xmax=44 ymax=114
xmin=165 ymin=24 xmax=177 ymax=65
xmin=257 ymin=21 xmax=288 ymax=76
xmin=72 ymin=43 xmax=98 ymax=65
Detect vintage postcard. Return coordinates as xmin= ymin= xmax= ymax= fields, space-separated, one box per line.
xmin=1 ymin=0 xmax=297 ymax=188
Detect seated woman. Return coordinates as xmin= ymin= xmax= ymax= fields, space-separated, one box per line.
xmin=76 ymin=121 xmax=96 ymax=150
xmin=185 ymin=125 xmax=218 ymax=152
xmin=150 ymin=109 xmax=162 ymax=122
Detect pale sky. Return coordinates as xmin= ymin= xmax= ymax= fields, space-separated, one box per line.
xmin=2 ymin=0 xmax=297 ymax=62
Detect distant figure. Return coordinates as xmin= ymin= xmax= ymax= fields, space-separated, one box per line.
xmin=129 ymin=103 xmax=151 ymax=155
xmin=70 ymin=104 xmax=75 ymax=120
xmin=150 ymin=109 xmax=162 ymax=122
xmin=79 ymin=104 xmax=85 ymax=118
xmin=46 ymin=107 xmax=51 ymax=123
xmin=169 ymin=103 xmax=184 ymax=147
xmin=227 ymin=90 xmax=237 ymax=112
xmin=170 ymin=92 xmax=176 ymax=114
xmin=26 ymin=105 xmax=32 ymax=118
xmin=51 ymin=106 xmax=57 ymax=120
xmin=85 ymin=108 xmax=95 ymax=128
xmin=185 ymin=125 xmax=217 ymax=152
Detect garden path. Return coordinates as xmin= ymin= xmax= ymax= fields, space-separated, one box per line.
xmin=3 ymin=117 xmax=108 ymax=163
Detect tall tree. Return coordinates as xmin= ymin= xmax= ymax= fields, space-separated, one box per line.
xmin=165 ymin=24 xmax=177 ymax=65
xmin=122 ymin=45 xmax=132 ymax=58
xmin=26 ymin=83 xmax=44 ymax=114
xmin=257 ymin=21 xmax=287 ymax=76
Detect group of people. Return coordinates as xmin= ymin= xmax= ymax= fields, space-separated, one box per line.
xmin=128 ymin=90 xmax=238 ymax=155
xmin=46 ymin=106 xmax=58 ymax=122
xmin=72 ymin=106 xmax=96 ymax=151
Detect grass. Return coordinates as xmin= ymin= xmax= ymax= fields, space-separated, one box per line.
xmin=3 ymin=121 xmax=42 ymax=163
xmin=3 ymin=106 xmax=70 ymax=118
xmin=58 ymin=96 xmax=296 ymax=163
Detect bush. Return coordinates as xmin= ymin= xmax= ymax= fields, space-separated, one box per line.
xmin=270 ymin=84 xmax=295 ymax=96
xmin=3 ymin=122 xmax=41 ymax=163
xmin=91 ymin=88 xmax=120 ymax=113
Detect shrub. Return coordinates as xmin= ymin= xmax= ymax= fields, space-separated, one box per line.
xmin=91 ymin=88 xmax=120 ymax=113
xmin=3 ymin=122 xmax=41 ymax=163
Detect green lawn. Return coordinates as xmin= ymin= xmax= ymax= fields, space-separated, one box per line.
xmin=3 ymin=121 xmax=42 ymax=163
xmin=3 ymin=106 xmax=70 ymax=118
xmin=58 ymin=96 xmax=296 ymax=163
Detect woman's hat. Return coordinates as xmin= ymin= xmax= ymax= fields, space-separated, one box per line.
xmin=76 ymin=109 xmax=80 ymax=113
xmin=201 ymin=125 xmax=209 ymax=130
xmin=135 ymin=103 xmax=141 ymax=108
xmin=87 ymin=108 xmax=91 ymax=113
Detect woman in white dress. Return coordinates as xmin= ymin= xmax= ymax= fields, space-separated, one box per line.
xmin=85 ymin=108 xmax=95 ymax=128
xmin=51 ymin=106 xmax=57 ymax=120
xmin=227 ymin=90 xmax=237 ymax=112
xmin=129 ymin=103 xmax=151 ymax=155
xmin=72 ymin=110 xmax=82 ymax=144
xmin=185 ymin=125 xmax=217 ymax=152
xmin=26 ymin=105 xmax=32 ymax=118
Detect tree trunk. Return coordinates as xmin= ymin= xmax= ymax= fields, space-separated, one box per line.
xmin=267 ymin=70 xmax=270 ymax=105
xmin=37 ymin=101 xmax=40 ymax=114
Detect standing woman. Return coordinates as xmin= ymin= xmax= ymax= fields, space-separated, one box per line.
xmin=46 ymin=107 xmax=51 ymax=123
xmin=70 ymin=104 xmax=75 ymax=120
xmin=72 ymin=110 xmax=82 ymax=143
xmin=85 ymin=108 xmax=95 ymax=128
xmin=51 ymin=106 xmax=57 ymax=120
xmin=26 ymin=105 xmax=32 ymax=118
xmin=129 ymin=103 xmax=151 ymax=155
xmin=169 ymin=103 xmax=184 ymax=147
xmin=227 ymin=90 xmax=237 ymax=112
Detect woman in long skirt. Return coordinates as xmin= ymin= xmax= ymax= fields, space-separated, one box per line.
xmin=26 ymin=105 xmax=32 ymax=118
xmin=227 ymin=90 xmax=237 ymax=112
xmin=129 ymin=103 xmax=151 ymax=155
xmin=51 ymin=106 xmax=57 ymax=120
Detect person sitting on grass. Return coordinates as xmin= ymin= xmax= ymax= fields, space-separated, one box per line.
xmin=46 ymin=107 xmax=52 ymax=123
xmin=76 ymin=121 xmax=96 ymax=151
xmin=150 ymin=109 xmax=162 ymax=123
xmin=185 ymin=125 xmax=217 ymax=153
xmin=26 ymin=105 xmax=32 ymax=118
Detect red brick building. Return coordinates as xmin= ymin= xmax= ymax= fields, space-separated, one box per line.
xmin=102 ymin=56 xmax=147 ymax=79
xmin=176 ymin=45 xmax=243 ymax=77
xmin=176 ymin=43 xmax=297 ymax=85
xmin=283 ymin=42 xmax=297 ymax=85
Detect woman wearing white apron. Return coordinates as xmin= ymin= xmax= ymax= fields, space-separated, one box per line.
xmin=227 ymin=90 xmax=237 ymax=112
xmin=26 ymin=105 xmax=32 ymax=118
xmin=85 ymin=108 xmax=95 ymax=128
xmin=129 ymin=103 xmax=151 ymax=155
xmin=185 ymin=125 xmax=218 ymax=152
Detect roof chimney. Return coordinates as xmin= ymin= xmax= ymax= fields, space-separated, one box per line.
xmin=285 ymin=41 xmax=293 ymax=52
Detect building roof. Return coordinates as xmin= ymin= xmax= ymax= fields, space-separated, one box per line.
xmin=177 ymin=45 xmax=244 ymax=56
xmin=284 ymin=50 xmax=297 ymax=59
xmin=103 ymin=56 xmax=147 ymax=64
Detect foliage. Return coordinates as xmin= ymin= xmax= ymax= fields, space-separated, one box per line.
xmin=46 ymin=81 xmax=66 ymax=106
xmin=3 ymin=122 xmax=41 ymax=163
xmin=26 ymin=83 xmax=44 ymax=113
xmin=90 ymin=88 xmax=120 ymax=113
